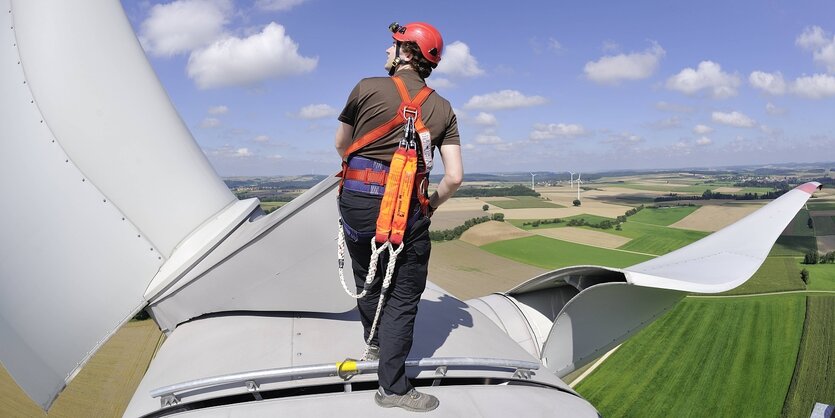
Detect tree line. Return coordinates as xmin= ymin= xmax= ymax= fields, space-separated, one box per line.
xmin=429 ymin=213 xmax=506 ymax=241
xmin=453 ymin=185 xmax=539 ymax=198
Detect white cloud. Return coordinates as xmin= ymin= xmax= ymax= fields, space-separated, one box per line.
xmin=434 ymin=41 xmax=484 ymax=78
xmin=605 ymin=132 xmax=643 ymax=146
xmin=187 ymin=22 xmax=317 ymax=89
xmin=464 ymin=90 xmax=547 ymax=110
xmin=254 ymin=135 xmax=270 ymax=143
xmin=208 ymin=105 xmax=229 ymax=115
xmin=255 ymin=0 xmax=308 ymax=11
xmin=139 ymin=0 xmax=232 ymax=56
xmin=548 ymin=38 xmax=563 ymax=52
xmin=475 ymin=133 xmax=503 ymax=144
xmin=473 ymin=112 xmax=498 ymax=126
xmin=796 ymin=26 xmax=835 ymax=72
xmin=696 ymin=136 xmax=712 ymax=146
xmin=650 ymin=116 xmax=681 ymax=129
xmin=666 ymin=61 xmax=740 ymax=99
xmin=584 ymin=43 xmax=665 ymax=84
xmin=200 ymin=117 xmax=221 ymax=128
xmin=765 ymin=102 xmax=786 ymax=115
xmin=791 ymin=73 xmax=835 ymax=98
xmin=693 ymin=124 xmax=713 ymax=134
xmin=462 ymin=143 xmax=476 ymax=150
xmin=235 ymin=147 xmax=252 ymax=157
xmin=712 ymin=111 xmax=755 ymax=128
xmin=296 ymin=104 xmax=337 ymax=120
xmin=530 ymin=123 xmax=587 ymax=140
xmin=749 ymin=71 xmax=787 ymax=95
xmin=427 ymin=77 xmax=454 ymax=89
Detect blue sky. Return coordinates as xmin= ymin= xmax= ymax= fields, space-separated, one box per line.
xmin=121 ymin=0 xmax=835 ymax=176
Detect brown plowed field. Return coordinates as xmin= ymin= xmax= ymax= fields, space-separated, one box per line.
xmin=459 ymin=221 xmax=533 ymax=246
xmin=817 ymin=236 xmax=835 ymax=253
xmin=670 ymin=204 xmax=762 ymax=232
xmin=533 ymin=227 xmax=631 ymax=249
xmin=429 ymin=240 xmax=546 ymax=300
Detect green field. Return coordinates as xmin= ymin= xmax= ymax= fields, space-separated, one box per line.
xmin=770 ymin=236 xmax=818 ymax=256
xmin=811 ymin=215 xmax=835 ymax=235
xmin=613 ymin=222 xmax=708 ymax=255
xmin=783 ymin=210 xmax=815 ymax=236
xmin=481 ymin=235 xmax=652 ymax=270
xmin=486 ymin=196 xmax=563 ymax=209
xmin=719 ymin=257 xmax=806 ymax=296
xmin=807 ymin=201 xmax=835 ymax=210
xmin=627 ymin=205 xmax=700 ymax=226
xmin=575 ymin=295 xmax=805 ymax=418
xmin=782 ymin=296 xmax=835 ymax=418
xmin=802 ymin=263 xmax=835 ymax=291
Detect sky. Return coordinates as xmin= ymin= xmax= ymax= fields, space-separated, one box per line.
xmin=120 ymin=0 xmax=835 ymax=176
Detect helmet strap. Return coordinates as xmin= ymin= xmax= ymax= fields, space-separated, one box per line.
xmin=388 ymin=42 xmax=402 ymax=76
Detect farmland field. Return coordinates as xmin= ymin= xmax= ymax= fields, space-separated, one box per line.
xmin=811 ymin=215 xmax=835 ymax=235
xmin=613 ymin=222 xmax=708 ymax=255
xmin=485 ymin=196 xmax=563 ymax=209
xmin=481 ymin=235 xmax=653 ymax=270
xmin=770 ymin=236 xmax=818 ymax=256
xmin=718 ymin=257 xmax=805 ymax=296
xmin=807 ymin=201 xmax=835 ymax=210
xmin=574 ymin=295 xmax=805 ymax=418
xmin=783 ymin=210 xmax=815 ymax=236
xmin=627 ymin=205 xmax=700 ymax=226
xmin=0 ymin=320 xmax=162 ymax=417
xmin=782 ymin=296 xmax=835 ymax=418
xmin=802 ymin=263 xmax=835 ymax=291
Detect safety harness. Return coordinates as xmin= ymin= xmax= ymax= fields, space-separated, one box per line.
xmin=336 ymin=76 xmax=434 ymax=361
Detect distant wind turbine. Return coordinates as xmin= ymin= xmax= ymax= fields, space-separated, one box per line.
xmin=576 ymin=173 xmax=583 ymax=201
xmin=530 ymin=172 xmax=537 ymax=191
xmin=567 ymin=171 xmax=574 ymax=188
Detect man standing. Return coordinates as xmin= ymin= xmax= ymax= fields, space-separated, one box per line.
xmin=335 ymin=22 xmax=463 ymax=412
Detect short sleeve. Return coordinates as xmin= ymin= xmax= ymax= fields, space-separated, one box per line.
xmin=338 ymin=82 xmax=361 ymax=126
xmin=439 ymin=111 xmax=460 ymax=147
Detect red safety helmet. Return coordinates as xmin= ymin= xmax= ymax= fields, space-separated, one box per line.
xmin=389 ymin=22 xmax=443 ymax=66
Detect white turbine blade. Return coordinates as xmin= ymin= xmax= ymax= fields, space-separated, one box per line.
xmin=1 ymin=0 xmax=239 ymax=409
xmin=624 ymin=182 xmax=822 ymax=293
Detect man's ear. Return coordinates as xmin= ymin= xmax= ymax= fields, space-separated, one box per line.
xmin=400 ymin=50 xmax=413 ymax=63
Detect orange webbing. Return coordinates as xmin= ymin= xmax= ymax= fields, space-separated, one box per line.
xmin=389 ymin=148 xmax=418 ymax=245
xmin=344 ymin=115 xmax=403 ymax=159
xmin=375 ymin=147 xmax=408 ymax=243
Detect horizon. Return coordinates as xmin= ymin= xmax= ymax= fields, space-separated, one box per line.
xmin=122 ymin=0 xmax=835 ymax=176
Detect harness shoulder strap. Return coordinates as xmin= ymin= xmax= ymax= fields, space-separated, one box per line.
xmin=342 ymin=76 xmax=434 ymax=160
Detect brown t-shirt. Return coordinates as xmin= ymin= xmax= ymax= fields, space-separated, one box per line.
xmin=338 ymin=69 xmax=460 ymax=164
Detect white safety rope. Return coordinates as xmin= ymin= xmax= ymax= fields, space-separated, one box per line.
xmin=337 ymin=219 xmax=405 ymax=360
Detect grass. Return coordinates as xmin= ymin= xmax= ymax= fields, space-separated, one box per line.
xmin=628 ymin=205 xmax=700 ymax=226
xmin=574 ymin=295 xmax=805 ymax=418
xmin=811 ymin=215 xmax=835 ymax=235
xmin=770 ymin=236 xmax=818 ymax=256
xmin=613 ymin=222 xmax=708 ymax=255
xmin=783 ymin=210 xmax=815 ymax=237
xmin=782 ymin=296 xmax=835 ymax=418
xmin=807 ymin=201 xmax=835 ymax=211
xmin=259 ymin=201 xmax=286 ymax=212
xmin=718 ymin=257 xmax=806 ymax=296
xmin=486 ymin=196 xmax=563 ymax=209
xmin=481 ymin=235 xmax=653 ymax=270
xmin=802 ymin=263 xmax=835 ymax=291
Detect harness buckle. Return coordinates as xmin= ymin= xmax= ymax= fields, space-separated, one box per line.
xmin=402 ymin=106 xmax=419 ymax=120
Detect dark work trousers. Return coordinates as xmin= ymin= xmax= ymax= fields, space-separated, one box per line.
xmin=338 ymin=189 xmax=431 ymax=395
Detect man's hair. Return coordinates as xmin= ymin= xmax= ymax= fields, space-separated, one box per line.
xmin=400 ymin=41 xmax=435 ymax=79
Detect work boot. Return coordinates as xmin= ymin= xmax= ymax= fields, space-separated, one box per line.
xmin=362 ymin=345 xmax=380 ymax=361
xmin=374 ymin=387 xmax=439 ymax=412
